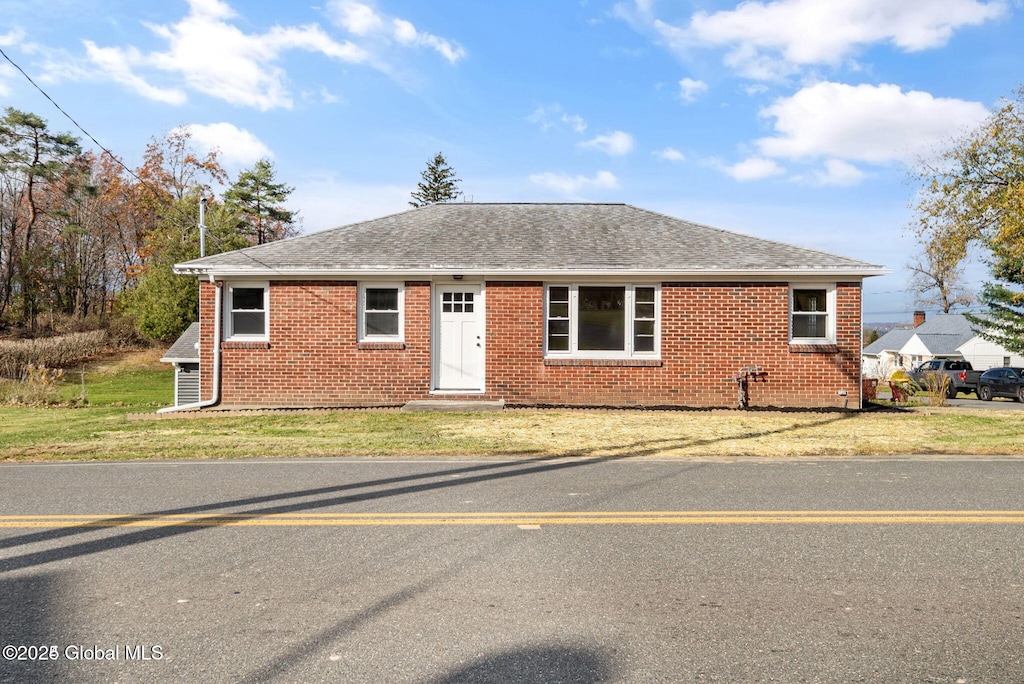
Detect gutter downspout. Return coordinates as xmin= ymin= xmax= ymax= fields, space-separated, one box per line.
xmin=158 ymin=277 xmax=222 ymax=413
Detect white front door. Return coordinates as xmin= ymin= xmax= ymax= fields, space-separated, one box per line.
xmin=435 ymin=284 xmax=485 ymax=391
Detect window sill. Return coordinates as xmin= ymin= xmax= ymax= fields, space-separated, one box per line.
xmin=358 ymin=341 xmax=406 ymax=350
xmin=544 ymin=358 xmax=662 ymax=367
xmin=223 ymin=340 xmax=270 ymax=350
xmin=789 ymin=343 xmax=838 ymax=354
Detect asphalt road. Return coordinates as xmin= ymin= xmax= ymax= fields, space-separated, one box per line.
xmin=1 ymin=456 xmax=1022 ymax=683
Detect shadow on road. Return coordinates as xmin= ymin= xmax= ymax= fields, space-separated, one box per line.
xmin=424 ymin=645 xmax=614 ymax=684
xmin=0 ymin=412 xmax=854 ymax=575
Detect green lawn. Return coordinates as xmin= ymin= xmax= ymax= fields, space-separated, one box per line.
xmin=2 ymin=354 xmax=1023 ymax=462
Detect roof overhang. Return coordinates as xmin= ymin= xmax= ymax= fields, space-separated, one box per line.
xmin=174 ymin=266 xmax=891 ymax=280
xmin=160 ymin=356 xmax=200 ymax=364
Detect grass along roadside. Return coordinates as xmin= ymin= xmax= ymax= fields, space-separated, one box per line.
xmin=3 ymin=405 xmax=1023 ymax=461
xmin=1 ymin=350 xmax=1022 ymax=461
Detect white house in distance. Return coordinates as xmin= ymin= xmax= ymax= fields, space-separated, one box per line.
xmin=862 ymin=312 xmax=1024 ymax=378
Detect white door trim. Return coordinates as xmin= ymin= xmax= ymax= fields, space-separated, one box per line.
xmin=432 ymin=283 xmax=486 ymax=393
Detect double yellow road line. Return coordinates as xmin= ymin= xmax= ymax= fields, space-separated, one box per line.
xmin=1 ymin=510 xmax=1023 ymax=528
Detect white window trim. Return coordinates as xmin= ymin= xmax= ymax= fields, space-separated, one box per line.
xmin=224 ymin=281 xmax=269 ymax=341
xmin=789 ymin=283 xmax=836 ymax=345
xmin=358 ymin=282 xmax=405 ymax=342
xmin=544 ymin=283 xmax=661 ymax=359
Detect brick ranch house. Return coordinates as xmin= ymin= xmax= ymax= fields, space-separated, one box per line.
xmin=165 ymin=203 xmax=886 ymax=410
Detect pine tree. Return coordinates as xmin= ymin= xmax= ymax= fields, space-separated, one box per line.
xmin=0 ymin=108 xmax=82 ymax=328
xmin=224 ymin=159 xmax=297 ymax=245
xmin=409 ymin=152 xmax=461 ymax=207
xmin=967 ymin=255 xmax=1024 ymax=355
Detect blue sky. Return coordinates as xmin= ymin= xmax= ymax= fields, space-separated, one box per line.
xmin=1 ymin=0 xmax=1021 ymax=323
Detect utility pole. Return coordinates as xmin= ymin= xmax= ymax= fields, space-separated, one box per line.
xmin=199 ymin=197 xmax=207 ymax=257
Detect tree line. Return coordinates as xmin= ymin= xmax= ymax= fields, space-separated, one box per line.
xmin=0 ymin=107 xmax=297 ymax=341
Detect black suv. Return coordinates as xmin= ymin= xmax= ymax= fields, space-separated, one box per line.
xmin=977 ymin=367 xmax=1024 ymax=402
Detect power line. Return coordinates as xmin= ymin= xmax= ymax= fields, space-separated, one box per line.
xmin=0 ymin=45 xmax=146 ymax=187
xmin=0 ymin=45 xmax=299 ymax=288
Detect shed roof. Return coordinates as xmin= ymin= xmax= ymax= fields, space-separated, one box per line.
xmin=175 ymin=203 xmax=886 ymax=278
xmin=160 ymin=322 xmax=200 ymax=363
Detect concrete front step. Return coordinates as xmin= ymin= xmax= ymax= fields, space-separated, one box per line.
xmin=400 ymin=399 xmax=505 ymax=413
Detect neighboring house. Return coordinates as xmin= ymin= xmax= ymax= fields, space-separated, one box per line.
xmin=167 ymin=203 xmax=886 ymax=410
xmin=862 ymin=312 xmax=1024 ymax=377
xmin=958 ymin=334 xmax=1024 ymax=370
xmin=861 ymin=327 xmax=916 ymax=378
xmin=160 ymin=322 xmax=201 ymax=407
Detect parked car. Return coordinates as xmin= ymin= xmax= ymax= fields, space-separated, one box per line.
xmin=977 ymin=367 xmax=1024 ymax=402
xmin=908 ymin=359 xmax=981 ymax=398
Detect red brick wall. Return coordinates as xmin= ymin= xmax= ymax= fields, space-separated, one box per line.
xmin=485 ymin=281 xmax=862 ymax=409
xmin=198 ymin=279 xmax=862 ymax=409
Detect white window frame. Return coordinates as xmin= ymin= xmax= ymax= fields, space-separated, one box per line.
xmin=789 ymin=284 xmax=836 ymax=345
xmin=544 ymin=283 xmax=661 ymax=359
xmin=358 ymin=282 xmax=405 ymax=342
xmin=224 ymin=281 xmax=269 ymax=341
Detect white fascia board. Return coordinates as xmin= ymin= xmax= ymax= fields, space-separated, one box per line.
xmin=176 ymin=266 xmax=890 ymax=280
xmin=159 ymin=356 xmax=199 ymax=364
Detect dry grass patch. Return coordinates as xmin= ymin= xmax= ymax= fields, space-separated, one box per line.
xmin=3 ymin=404 xmax=1023 ymax=462
xmin=439 ymin=408 xmax=1024 ymax=458
xmin=0 ymin=330 xmax=107 ymax=379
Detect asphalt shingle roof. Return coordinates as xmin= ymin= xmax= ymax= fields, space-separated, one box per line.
xmin=176 ymin=203 xmax=885 ymax=276
xmin=160 ymin=322 xmax=200 ymax=363
xmin=863 ymin=327 xmax=915 ymax=355
xmin=862 ymin=314 xmax=977 ymax=356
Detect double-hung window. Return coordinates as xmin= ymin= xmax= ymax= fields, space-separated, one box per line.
xmin=359 ymin=283 xmax=404 ymax=341
xmin=790 ymin=285 xmax=835 ymax=345
xmin=545 ymin=284 xmax=660 ymax=358
xmin=225 ymin=283 xmax=269 ymax=340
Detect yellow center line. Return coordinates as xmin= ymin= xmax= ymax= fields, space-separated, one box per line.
xmin=0 ymin=511 xmax=1022 ymax=527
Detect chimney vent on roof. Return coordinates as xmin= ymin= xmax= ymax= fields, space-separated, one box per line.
xmin=914 ymin=311 xmax=926 ymax=328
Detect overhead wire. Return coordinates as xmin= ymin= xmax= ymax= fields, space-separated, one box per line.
xmin=0 ymin=44 xmax=291 ymax=275
xmin=0 ymin=45 xmax=147 ymax=188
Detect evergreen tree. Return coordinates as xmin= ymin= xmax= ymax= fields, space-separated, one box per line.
xmin=409 ymin=152 xmax=461 ymax=207
xmin=223 ymin=158 xmax=297 ymax=245
xmin=967 ymin=255 xmax=1024 ymax=355
xmin=0 ymin=108 xmax=82 ymax=328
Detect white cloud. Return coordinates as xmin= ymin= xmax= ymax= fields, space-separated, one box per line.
xmin=332 ymin=0 xmax=384 ymax=35
xmin=678 ymin=77 xmax=707 ymax=102
xmin=528 ymin=170 xmax=619 ymax=196
xmin=655 ymin=147 xmax=685 ymax=162
xmin=319 ymin=86 xmax=341 ymax=104
xmin=579 ymin=130 xmax=635 ymax=156
xmin=719 ymin=156 xmax=785 ymax=181
xmin=392 ymin=19 xmax=466 ymax=64
xmin=76 ymin=0 xmax=370 ymax=110
xmin=0 ymin=30 xmax=25 ymax=96
xmin=326 ymin=0 xmax=466 ymax=63
xmin=562 ymin=113 xmax=588 ymax=134
xmin=755 ymin=82 xmax=990 ymax=164
xmin=0 ymin=28 xmax=26 ymax=47
xmin=813 ymin=159 xmax=866 ymax=186
xmin=174 ymin=122 xmax=273 ymax=168
xmin=83 ymin=41 xmax=187 ymax=104
xmin=528 ymin=104 xmax=588 ymax=133
xmin=624 ymin=0 xmax=1006 ymax=80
